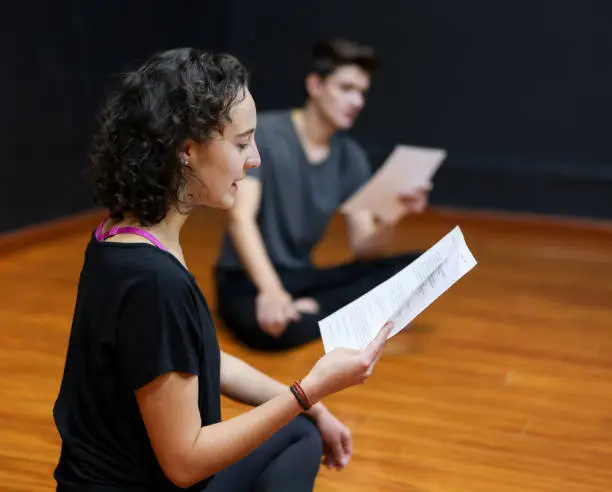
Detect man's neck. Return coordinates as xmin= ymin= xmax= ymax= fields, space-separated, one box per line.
xmin=293 ymin=103 xmax=337 ymax=147
xmin=292 ymin=104 xmax=337 ymax=164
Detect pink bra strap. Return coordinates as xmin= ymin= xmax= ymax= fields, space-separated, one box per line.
xmin=94 ymin=217 xmax=168 ymax=252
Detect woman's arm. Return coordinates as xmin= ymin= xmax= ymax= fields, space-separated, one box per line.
xmin=136 ymin=370 xmax=308 ymax=488
xmin=220 ymin=351 xmax=327 ymax=420
xmin=135 ymin=322 xmax=392 ymax=488
xmin=220 ymin=351 xmax=354 ymax=470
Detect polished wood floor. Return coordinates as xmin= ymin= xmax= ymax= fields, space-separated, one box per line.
xmin=1 ymin=207 xmax=612 ymax=491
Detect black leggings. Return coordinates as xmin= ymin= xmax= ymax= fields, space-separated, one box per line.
xmin=55 ymin=416 xmax=321 ymax=492
xmin=215 ymin=252 xmax=420 ymax=351
xmin=205 ymin=415 xmax=322 ymax=492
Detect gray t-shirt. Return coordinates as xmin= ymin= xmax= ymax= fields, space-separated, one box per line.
xmin=215 ymin=109 xmax=371 ymax=270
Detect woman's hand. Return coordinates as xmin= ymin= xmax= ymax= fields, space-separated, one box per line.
xmin=312 ymin=408 xmax=353 ymax=471
xmin=301 ymin=321 xmax=394 ymax=403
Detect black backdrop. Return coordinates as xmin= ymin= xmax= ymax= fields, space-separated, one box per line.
xmin=2 ymin=1 xmax=611 ymax=234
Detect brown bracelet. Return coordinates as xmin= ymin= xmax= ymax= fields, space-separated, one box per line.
xmin=290 ymin=379 xmax=312 ymax=410
xmin=295 ymin=380 xmax=312 ymax=408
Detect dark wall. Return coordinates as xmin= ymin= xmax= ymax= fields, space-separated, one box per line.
xmin=227 ymin=0 xmax=612 ymax=220
xmin=0 ymin=0 xmax=225 ymax=233
xmin=3 ymin=2 xmax=611 ymax=234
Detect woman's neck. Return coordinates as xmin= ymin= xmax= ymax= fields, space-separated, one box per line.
xmin=108 ymin=208 xmax=189 ymax=265
xmin=149 ymin=210 xmax=187 ymax=246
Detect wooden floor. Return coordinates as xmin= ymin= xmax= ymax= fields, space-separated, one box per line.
xmin=1 ymin=207 xmax=612 ymax=491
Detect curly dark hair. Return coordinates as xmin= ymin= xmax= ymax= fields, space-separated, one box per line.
xmin=89 ymin=47 xmax=250 ymax=226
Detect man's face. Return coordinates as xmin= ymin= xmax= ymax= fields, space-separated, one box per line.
xmin=307 ymin=64 xmax=371 ymax=130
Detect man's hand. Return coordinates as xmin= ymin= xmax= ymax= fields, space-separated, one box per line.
xmin=256 ymin=289 xmax=300 ymax=337
xmin=346 ymin=184 xmax=431 ymax=258
xmin=397 ymin=185 xmax=430 ymax=215
xmin=311 ymin=406 xmax=353 ymax=471
xmin=293 ymin=297 xmax=320 ymax=315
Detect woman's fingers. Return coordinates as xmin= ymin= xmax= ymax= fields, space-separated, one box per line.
xmin=360 ymin=321 xmax=394 ymax=377
xmin=364 ymin=321 xmax=393 ymax=361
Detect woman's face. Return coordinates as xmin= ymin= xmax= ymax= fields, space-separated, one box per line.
xmin=182 ymin=87 xmax=260 ymax=210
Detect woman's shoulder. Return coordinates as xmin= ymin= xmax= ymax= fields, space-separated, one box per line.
xmin=83 ymin=234 xmax=200 ymax=298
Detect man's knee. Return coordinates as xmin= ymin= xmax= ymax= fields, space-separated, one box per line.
xmin=362 ymin=251 xmax=420 ymax=282
xmin=230 ymin=317 xmax=321 ymax=352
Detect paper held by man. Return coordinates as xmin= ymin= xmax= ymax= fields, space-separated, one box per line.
xmin=340 ymin=144 xmax=447 ymax=223
xmin=318 ymin=226 xmax=477 ymax=353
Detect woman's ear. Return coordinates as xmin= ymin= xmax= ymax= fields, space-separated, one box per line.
xmin=180 ymin=139 xmax=199 ymax=164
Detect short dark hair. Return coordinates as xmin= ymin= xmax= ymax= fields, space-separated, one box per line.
xmin=89 ymin=47 xmax=249 ymax=226
xmin=307 ymin=37 xmax=379 ymax=79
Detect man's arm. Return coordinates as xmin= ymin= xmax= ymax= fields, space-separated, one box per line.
xmin=227 ymin=177 xmax=298 ymax=334
xmin=340 ymin=141 xmax=394 ymax=259
xmin=227 ymin=177 xmax=284 ymax=293
xmin=340 ymin=140 xmax=430 ymax=260
xmin=344 ymin=190 xmax=430 ymax=260
xmin=344 ymin=210 xmax=395 ymax=260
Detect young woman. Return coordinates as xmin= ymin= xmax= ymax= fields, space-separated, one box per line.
xmin=52 ymin=47 xmax=393 ymax=492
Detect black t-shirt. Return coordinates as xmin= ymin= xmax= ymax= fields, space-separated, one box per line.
xmin=53 ymin=232 xmax=221 ymax=491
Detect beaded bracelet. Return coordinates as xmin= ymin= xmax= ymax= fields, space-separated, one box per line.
xmin=290 ymin=379 xmax=312 ymax=410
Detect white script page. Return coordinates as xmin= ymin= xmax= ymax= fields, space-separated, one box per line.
xmin=318 ymin=226 xmax=477 ymax=353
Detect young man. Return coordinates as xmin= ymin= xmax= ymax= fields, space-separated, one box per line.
xmin=214 ymin=38 xmax=428 ymax=351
